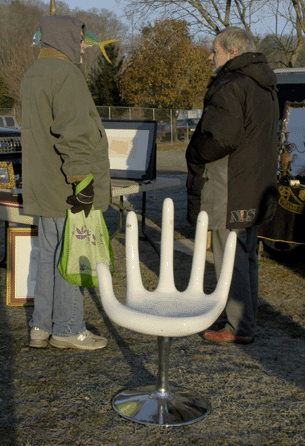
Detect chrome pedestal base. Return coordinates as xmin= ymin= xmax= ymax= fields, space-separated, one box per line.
xmin=112 ymin=385 xmax=209 ymax=426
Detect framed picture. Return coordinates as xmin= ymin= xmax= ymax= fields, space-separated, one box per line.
xmin=279 ymin=101 xmax=305 ymax=178
xmin=0 ymin=161 xmax=16 ymax=189
xmin=6 ymin=227 xmax=38 ymax=306
xmin=103 ymin=120 xmax=157 ymax=181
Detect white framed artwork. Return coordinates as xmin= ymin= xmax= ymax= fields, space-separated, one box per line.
xmin=103 ymin=120 xmax=157 ymax=181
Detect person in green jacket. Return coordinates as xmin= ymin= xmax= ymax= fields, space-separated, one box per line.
xmin=21 ymin=14 xmax=111 ymax=350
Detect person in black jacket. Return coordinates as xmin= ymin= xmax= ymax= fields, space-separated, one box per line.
xmin=186 ymin=27 xmax=279 ymax=344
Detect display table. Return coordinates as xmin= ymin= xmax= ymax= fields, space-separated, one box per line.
xmin=258 ymin=183 xmax=305 ymax=245
xmin=111 ymin=177 xmax=181 ymax=253
xmin=0 ymin=176 xmax=181 ymax=265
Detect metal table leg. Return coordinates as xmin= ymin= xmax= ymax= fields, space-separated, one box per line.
xmin=110 ymin=193 xmax=160 ymax=256
xmin=110 ymin=196 xmax=124 ymax=240
xmin=141 ymin=191 xmax=160 ymax=256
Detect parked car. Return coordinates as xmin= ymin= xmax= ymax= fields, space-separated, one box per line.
xmin=0 ymin=127 xmax=22 ymax=182
xmin=157 ymin=123 xmax=172 ymax=142
xmin=177 ymin=118 xmax=200 ymax=141
xmin=0 ymin=116 xmax=19 ymax=129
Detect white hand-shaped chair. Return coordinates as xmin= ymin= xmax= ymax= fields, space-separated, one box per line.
xmin=97 ymin=198 xmax=236 ymax=426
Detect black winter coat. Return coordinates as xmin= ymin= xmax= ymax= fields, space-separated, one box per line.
xmin=186 ymin=52 xmax=279 ymax=230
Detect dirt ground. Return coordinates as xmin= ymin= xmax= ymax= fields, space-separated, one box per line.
xmin=0 ymin=145 xmax=305 ymax=446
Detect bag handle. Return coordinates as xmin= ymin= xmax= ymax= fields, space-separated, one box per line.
xmin=75 ymin=173 xmax=94 ymax=196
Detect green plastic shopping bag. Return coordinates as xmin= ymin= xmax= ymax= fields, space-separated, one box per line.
xmin=58 ymin=177 xmax=114 ymax=287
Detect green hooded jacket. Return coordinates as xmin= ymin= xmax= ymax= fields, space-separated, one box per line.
xmin=21 ymin=15 xmax=111 ymax=217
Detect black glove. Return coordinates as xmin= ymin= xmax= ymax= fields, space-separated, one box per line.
xmin=67 ymin=179 xmax=94 ymax=218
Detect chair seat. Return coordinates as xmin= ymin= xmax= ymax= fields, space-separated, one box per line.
xmin=97 ymin=259 xmax=233 ymax=337
xmin=97 ymin=198 xmax=236 ymax=338
xmin=127 ymin=292 xmax=217 ymax=317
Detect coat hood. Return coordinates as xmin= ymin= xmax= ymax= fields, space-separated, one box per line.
xmin=40 ymin=15 xmax=85 ymax=64
xmin=219 ymin=52 xmax=277 ymax=92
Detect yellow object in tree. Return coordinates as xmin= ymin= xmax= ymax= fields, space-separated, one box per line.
xmin=84 ymin=30 xmax=119 ymax=64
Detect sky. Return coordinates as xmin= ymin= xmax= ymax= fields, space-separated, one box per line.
xmin=62 ymin=0 xmax=288 ymax=38
xmin=65 ymin=0 xmax=127 ymax=22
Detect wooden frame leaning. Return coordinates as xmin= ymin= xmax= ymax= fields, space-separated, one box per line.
xmin=6 ymin=227 xmax=38 ymax=306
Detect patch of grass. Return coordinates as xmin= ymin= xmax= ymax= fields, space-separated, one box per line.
xmin=157 ymin=141 xmax=188 ymax=152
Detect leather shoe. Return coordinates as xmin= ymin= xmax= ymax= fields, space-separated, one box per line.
xmin=203 ymin=328 xmax=254 ymax=344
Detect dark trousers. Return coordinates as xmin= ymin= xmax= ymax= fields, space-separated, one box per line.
xmin=212 ymin=227 xmax=258 ymax=337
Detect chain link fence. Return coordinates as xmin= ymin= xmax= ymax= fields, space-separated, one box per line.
xmin=96 ymin=105 xmax=174 ymax=122
xmin=1 ymin=106 xmax=202 ymax=143
xmin=96 ymin=106 xmax=202 ymax=143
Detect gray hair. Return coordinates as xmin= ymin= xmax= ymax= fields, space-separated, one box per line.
xmin=216 ymin=27 xmax=256 ymax=55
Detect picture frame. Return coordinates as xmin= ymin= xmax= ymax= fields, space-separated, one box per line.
xmin=0 ymin=161 xmax=16 ymax=189
xmin=103 ymin=120 xmax=157 ymax=181
xmin=279 ymin=101 xmax=305 ymax=178
xmin=6 ymin=227 xmax=38 ymax=306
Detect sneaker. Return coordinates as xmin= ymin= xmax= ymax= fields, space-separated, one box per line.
xmin=203 ymin=328 xmax=254 ymax=345
xmin=49 ymin=330 xmax=108 ymax=350
xmin=29 ymin=327 xmax=50 ymax=348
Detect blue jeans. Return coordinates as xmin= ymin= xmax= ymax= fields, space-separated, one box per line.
xmin=29 ymin=217 xmax=86 ymax=337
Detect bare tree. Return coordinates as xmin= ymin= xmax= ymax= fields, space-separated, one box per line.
xmin=123 ymin=0 xmax=271 ymax=42
xmin=287 ymin=0 xmax=305 ymax=66
xmin=123 ymin=0 xmax=305 ymax=67
xmin=260 ymin=0 xmax=305 ymax=67
xmin=0 ymin=0 xmax=45 ymax=105
xmin=291 ymin=0 xmax=305 ymax=31
xmin=0 ymin=0 xmax=128 ymax=106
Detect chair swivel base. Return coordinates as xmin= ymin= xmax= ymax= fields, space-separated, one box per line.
xmin=112 ymin=385 xmax=209 ymax=426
